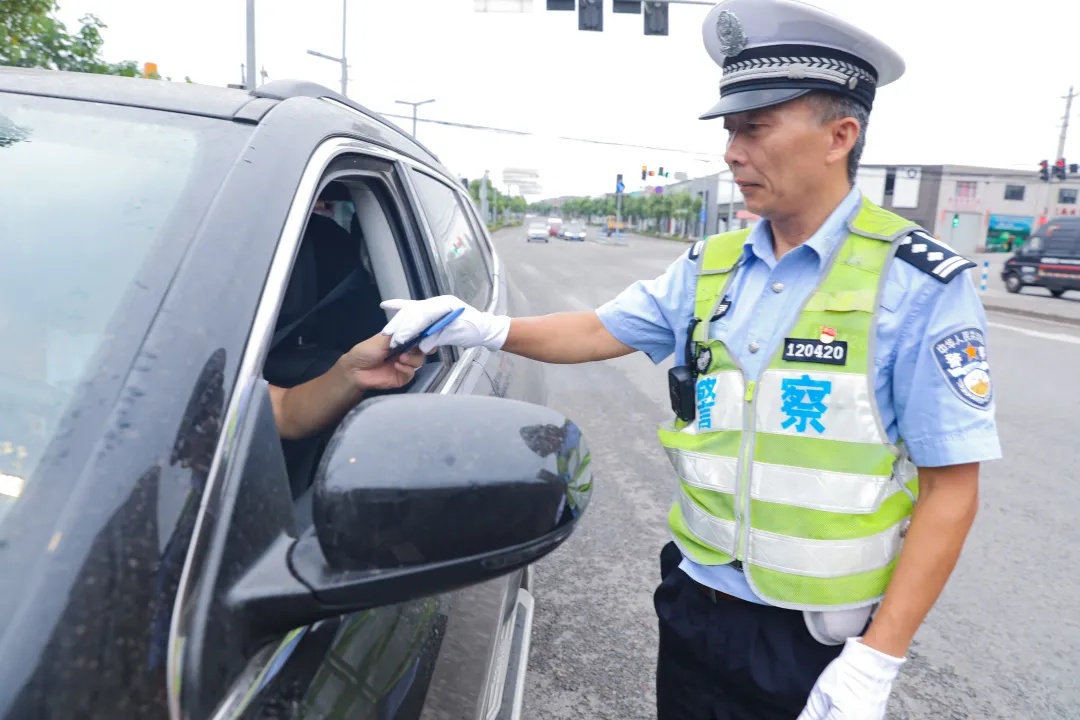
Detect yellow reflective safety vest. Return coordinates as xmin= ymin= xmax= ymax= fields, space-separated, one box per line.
xmin=658 ymin=198 xmax=924 ymax=612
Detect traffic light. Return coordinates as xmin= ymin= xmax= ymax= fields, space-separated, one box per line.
xmin=578 ymin=0 xmax=602 ymax=31
xmin=644 ymin=1 xmax=669 ymax=36
xmin=1055 ymin=158 xmax=1068 ymax=181
xmin=952 ymin=214 xmax=960 ymax=228
xmin=1071 ymin=163 xmax=1079 ymax=174
xmin=1040 ymin=160 xmax=1050 ymax=181
xmin=659 ymin=166 xmax=665 ymax=177
xmin=547 ymin=0 xmax=575 ymax=9
xmin=613 ymin=0 xmax=641 ymax=13
xmin=641 ymin=165 xmax=648 ymax=180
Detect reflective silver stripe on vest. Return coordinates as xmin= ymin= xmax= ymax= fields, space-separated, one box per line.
xmin=665 ymin=448 xmax=738 ymax=493
xmin=756 ymin=370 xmax=885 ymax=445
xmin=667 ymin=449 xmax=913 ymax=514
xmin=751 ymin=462 xmax=907 ymax=514
xmin=678 ymin=492 xmax=736 ymax=555
xmin=679 ymin=491 xmax=904 ymax=576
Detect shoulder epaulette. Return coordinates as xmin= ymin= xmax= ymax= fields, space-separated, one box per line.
xmin=688 ymin=240 xmax=705 ymax=260
xmin=894 ymin=230 xmax=975 ymax=283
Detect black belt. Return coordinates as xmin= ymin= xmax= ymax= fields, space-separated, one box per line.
xmin=693 ymin=560 xmax=746 ymax=604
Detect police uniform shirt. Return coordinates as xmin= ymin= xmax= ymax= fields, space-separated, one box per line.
xmin=595 ymin=186 xmax=1003 ymax=605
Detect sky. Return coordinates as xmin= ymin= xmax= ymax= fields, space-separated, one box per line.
xmin=53 ymin=0 xmax=1080 ymax=201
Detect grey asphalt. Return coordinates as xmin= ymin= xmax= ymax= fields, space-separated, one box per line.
xmin=494 ymin=227 xmax=1080 ymax=720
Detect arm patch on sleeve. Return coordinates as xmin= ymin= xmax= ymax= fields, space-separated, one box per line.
xmin=930 ymin=325 xmax=992 ymax=409
xmin=895 ymin=230 xmax=976 ymax=283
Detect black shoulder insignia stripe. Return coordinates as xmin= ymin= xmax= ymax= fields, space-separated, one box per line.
xmin=895 ymin=230 xmax=976 ymax=283
xmin=689 ymin=240 xmax=704 ymax=261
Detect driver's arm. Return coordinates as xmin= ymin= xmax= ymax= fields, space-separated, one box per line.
xmin=268 ymin=333 xmax=424 ymax=440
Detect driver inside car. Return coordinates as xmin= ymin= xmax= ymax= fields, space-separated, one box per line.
xmin=265 ymin=182 xmax=425 ymax=442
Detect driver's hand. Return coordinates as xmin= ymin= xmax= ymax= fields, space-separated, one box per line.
xmin=342 ymin=334 xmax=425 ymax=391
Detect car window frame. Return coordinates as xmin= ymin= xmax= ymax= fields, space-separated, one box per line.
xmin=456 ymin=189 xmax=498 ymax=281
xmin=167 ymin=137 xmax=491 ymax=720
xmin=404 ymin=168 xmax=497 ymax=310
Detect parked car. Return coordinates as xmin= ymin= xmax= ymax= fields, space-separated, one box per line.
xmin=1002 ymin=216 xmax=1080 ymax=297
xmin=562 ymin=222 xmax=587 ymax=242
xmin=526 ymin=222 xmax=550 ymax=243
xmin=0 ymin=68 xmax=592 ymax=720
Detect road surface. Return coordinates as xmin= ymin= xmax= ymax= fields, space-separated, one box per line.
xmin=494 ymin=227 xmax=1080 ymax=720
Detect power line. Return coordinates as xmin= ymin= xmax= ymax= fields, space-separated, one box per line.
xmin=376 ymin=111 xmax=724 ymax=158
xmin=375 ymin=111 xmax=1070 ymax=186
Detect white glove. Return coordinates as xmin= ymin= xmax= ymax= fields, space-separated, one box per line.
xmin=797 ymin=638 xmax=905 ymax=720
xmin=380 ymin=296 xmax=511 ymax=354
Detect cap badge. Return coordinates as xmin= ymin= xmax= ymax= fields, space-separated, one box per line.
xmin=787 ymin=63 xmax=808 ymax=80
xmin=715 ymin=10 xmax=747 ymax=56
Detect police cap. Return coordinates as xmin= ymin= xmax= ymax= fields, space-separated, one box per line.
xmin=699 ymin=0 xmax=905 ymax=120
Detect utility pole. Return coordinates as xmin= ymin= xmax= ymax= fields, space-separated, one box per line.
xmin=340 ymin=0 xmax=348 ymax=96
xmin=245 ymin=0 xmax=256 ymax=90
xmin=394 ymin=99 xmax=436 ymax=139
xmin=1058 ymin=85 xmax=1077 ymax=161
xmin=726 ymin=171 xmax=736 ymax=229
xmin=1043 ymin=86 xmax=1078 ymax=219
xmin=307 ymin=0 xmax=349 ymax=97
xmin=480 ymin=171 xmax=490 ymax=225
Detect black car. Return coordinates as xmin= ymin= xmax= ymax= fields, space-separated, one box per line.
xmin=1002 ymin=216 xmax=1080 ymax=297
xmin=0 ymin=68 xmax=592 ymax=720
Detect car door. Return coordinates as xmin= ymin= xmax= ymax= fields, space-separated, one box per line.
xmin=170 ymin=137 xmax=498 ymax=720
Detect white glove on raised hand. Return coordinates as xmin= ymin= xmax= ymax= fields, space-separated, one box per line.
xmin=797 ymin=638 xmax=905 ymax=720
xmin=380 ymin=296 xmax=511 ymax=354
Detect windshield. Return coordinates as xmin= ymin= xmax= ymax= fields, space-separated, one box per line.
xmin=0 ymin=92 xmax=251 ymax=529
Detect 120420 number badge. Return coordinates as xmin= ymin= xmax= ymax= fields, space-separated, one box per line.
xmin=782 ymin=333 xmax=848 ymax=365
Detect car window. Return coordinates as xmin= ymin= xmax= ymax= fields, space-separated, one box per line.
xmin=0 ymin=93 xmax=250 ymax=532
xmin=1045 ymin=225 xmax=1080 ymax=256
xmin=409 ymin=171 xmax=493 ymax=308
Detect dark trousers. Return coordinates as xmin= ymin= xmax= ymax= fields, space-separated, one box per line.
xmin=654 ymin=542 xmax=845 ymax=720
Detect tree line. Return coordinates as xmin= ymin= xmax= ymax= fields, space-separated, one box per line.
xmin=467 ymin=180 xmax=528 ymax=215
xmin=2 ymin=1 xmax=179 ymax=79
xmin=528 ymin=190 xmax=704 ymax=235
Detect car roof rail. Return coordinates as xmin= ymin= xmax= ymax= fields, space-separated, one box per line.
xmin=252 ymin=80 xmax=441 ymax=163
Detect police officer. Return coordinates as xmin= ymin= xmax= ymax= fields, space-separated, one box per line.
xmin=380 ymin=1 xmax=1002 ymax=717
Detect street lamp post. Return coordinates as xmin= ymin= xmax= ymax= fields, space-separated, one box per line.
xmin=395 ymin=99 xmax=436 ymax=139
xmin=307 ymin=0 xmax=349 ymax=96
xmin=245 ymin=0 xmax=256 ymax=90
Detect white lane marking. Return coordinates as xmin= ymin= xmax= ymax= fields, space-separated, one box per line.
xmin=988 ymin=321 xmax=1080 ymax=345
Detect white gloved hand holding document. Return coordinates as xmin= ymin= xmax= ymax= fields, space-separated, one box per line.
xmin=380 ymin=296 xmax=511 ymax=354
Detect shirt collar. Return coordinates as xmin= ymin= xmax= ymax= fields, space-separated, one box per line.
xmin=741 ymin=186 xmax=863 ymax=270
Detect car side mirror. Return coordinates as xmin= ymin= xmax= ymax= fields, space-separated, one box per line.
xmin=312 ymin=393 xmax=591 ymax=576
xmin=228 ymin=394 xmax=592 ymax=643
